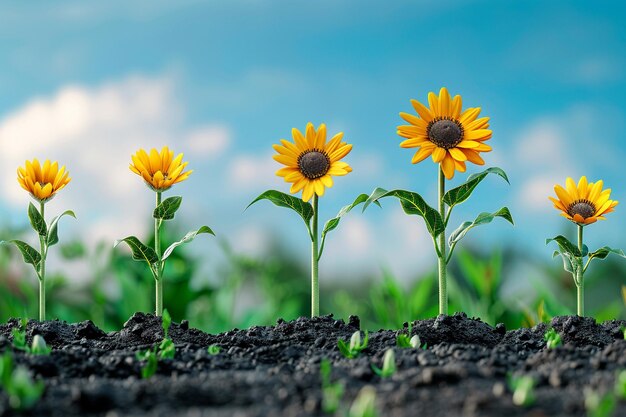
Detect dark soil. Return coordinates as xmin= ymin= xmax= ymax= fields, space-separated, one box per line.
xmin=0 ymin=312 xmax=625 ymax=416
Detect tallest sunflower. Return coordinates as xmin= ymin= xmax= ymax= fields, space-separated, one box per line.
xmin=397 ymin=87 xmax=492 ymax=179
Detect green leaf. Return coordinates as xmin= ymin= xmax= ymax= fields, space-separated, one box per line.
xmin=28 ymin=203 xmax=47 ymax=237
xmin=47 ymin=210 xmax=76 ymax=247
xmin=247 ymin=190 xmax=314 ymax=238
xmin=113 ymin=236 xmax=159 ymax=270
xmin=161 ymin=226 xmax=214 ymax=261
xmin=153 ymin=196 xmax=182 ymax=221
xmin=588 ymin=246 xmax=626 ymax=262
xmin=0 ymin=240 xmax=41 ymax=271
xmin=162 ymin=308 xmax=171 ymax=338
xmin=318 ymin=194 xmax=378 ymax=259
xmin=443 ymin=167 xmax=509 ymax=208
xmin=363 ymin=188 xmax=444 ymax=238
xmin=448 ymin=207 xmax=514 ymax=246
xmin=546 ymin=235 xmax=582 ymax=257
xmin=158 ymin=338 xmax=175 ymax=360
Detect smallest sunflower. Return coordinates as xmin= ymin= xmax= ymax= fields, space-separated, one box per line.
xmin=550 ymin=176 xmax=618 ymax=225
xmin=130 ymin=146 xmax=192 ymax=191
xmin=548 ymin=176 xmax=624 ymax=317
xmin=18 ymin=159 xmax=71 ymax=203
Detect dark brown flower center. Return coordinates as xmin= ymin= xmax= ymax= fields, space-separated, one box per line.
xmin=298 ymin=150 xmax=330 ymax=179
xmin=568 ymin=200 xmax=596 ymax=219
xmin=427 ymin=118 xmax=464 ymax=149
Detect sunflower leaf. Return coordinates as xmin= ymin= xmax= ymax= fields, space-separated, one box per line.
xmin=318 ymin=194 xmax=379 ymax=260
xmin=443 ymin=167 xmax=509 ymax=208
xmin=448 ymin=207 xmax=514 ymax=247
xmin=247 ymin=190 xmax=314 ymax=238
xmin=47 ymin=210 xmax=76 ymax=247
xmin=0 ymin=240 xmax=41 ymax=272
xmin=154 ymin=196 xmax=183 ymax=221
xmin=113 ymin=236 xmax=159 ymax=273
xmin=162 ymin=226 xmax=214 ymax=261
xmin=546 ymin=235 xmax=582 ymax=258
xmin=587 ymin=247 xmax=626 ymax=263
xmin=363 ymin=188 xmax=444 ymax=238
xmin=28 ymin=203 xmax=47 ymax=237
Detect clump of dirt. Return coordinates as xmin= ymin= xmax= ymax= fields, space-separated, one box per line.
xmin=0 ymin=313 xmax=624 ymax=417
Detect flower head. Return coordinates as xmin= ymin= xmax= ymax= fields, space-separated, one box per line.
xmin=550 ymin=176 xmax=618 ymax=225
xmin=130 ymin=146 xmax=192 ymax=191
xmin=273 ymin=122 xmax=352 ymax=202
xmin=17 ymin=159 xmax=71 ymax=203
xmin=397 ymin=87 xmax=492 ymax=179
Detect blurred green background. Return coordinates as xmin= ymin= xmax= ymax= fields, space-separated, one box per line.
xmin=1 ymin=222 xmax=623 ymax=333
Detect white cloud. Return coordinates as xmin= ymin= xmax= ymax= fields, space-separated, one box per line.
xmin=184 ymin=125 xmax=231 ymax=157
xmin=227 ymin=153 xmax=280 ymax=191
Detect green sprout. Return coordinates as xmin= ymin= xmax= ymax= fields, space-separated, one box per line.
xmin=29 ymin=335 xmax=51 ymax=356
xmin=396 ymin=322 xmax=423 ymax=349
xmin=1 ymin=159 xmax=75 ymax=321
xmin=337 ymin=331 xmax=368 ymax=359
xmin=544 ymin=327 xmax=562 ymax=349
xmin=348 ymin=385 xmax=378 ymax=417
xmin=11 ymin=319 xmax=28 ymax=352
xmin=136 ymin=309 xmax=175 ymax=378
xmin=320 ymin=359 xmax=344 ymax=414
xmin=547 ymin=176 xmax=624 ymax=317
xmin=0 ymin=353 xmax=45 ymax=411
xmin=115 ymin=147 xmax=214 ymax=317
xmin=207 ymin=345 xmax=221 ymax=355
xmin=584 ymin=388 xmax=616 ymax=417
xmin=507 ymin=374 xmax=535 ymax=407
xmin=371 ymin=349 xmax=396 ymax=378
xmin=363 ymin=88 xmax=513 ymax=316
xmin=248 ymin=123 xmax=362 ymax=317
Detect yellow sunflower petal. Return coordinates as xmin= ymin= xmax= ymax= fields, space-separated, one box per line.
xmin=554 ymin=185 xmax=573 ymax=207
xmin=32 ymin=159 xmax=43 ymax=182
xmin=315 ymin=123 xmax=327 ymax=149
xmin=276 ymin=167 xmax=299 ymax=177
xmin=461 ymin=149 xmax=485 ymax=165
xmin=325 ymin=132 xmax=344 ymax=155
xmin=456 ymin=140 xmax=480 ymax=149
xmin=565 ymin=177 xmax=578 ymax=200
xmin=464 ymin=129 xmax=492 ymax=141
xmin=588 ymin=180 xmax=603 ymax=203
xmin=302 ymin=183 xmax=314 ymax=202
xmin=577 ymin=176 xmax=588 ymax=199
xmin=320 ymin=175 xmax=333 ymax=188
xmin=428 ymin=92 xmax=439 ymax=114
xmin=400 ymin=137 xmax=429 ymax=148
xmin=291 ymin=128 xmax=307 ymax=151
xmin=548 ymin=197 xmax=567 ymax=212
xmin=439 ymin=87 xmax=450 ymax=117
xmin=450 ymin=95 xmax=462 ymax=119
xmin=305 ymin=123 xmax=316 ymax=148
xmin=149 ymin=149 xmax=162 ymax=172
xmin=273 ymin=154 xmax=298 ymax=167
xmin=459 ymin=107 xmax=481 ymax=124
xmin=410 ymin=99 xmax=433 ymax=122
xmin=290 ymin=177 xmax=307 ymax=193
xmin=329 ymin=144 xmax=352 ymax=162
xmin=448 ymin=147 xmax=467 ymax=161
xmin=313 ymin=179 xmax=325 ymax=197
xmin=411 ymin=146 xmax=435 ymax=164
xmin=441 ymin=154 xmax=455 ymax=179
xmin=432 ymin=147 xmax=447 ymax=163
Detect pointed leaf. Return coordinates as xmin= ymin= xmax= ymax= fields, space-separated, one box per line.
xmin=588 ymin=246 xmax=626 ymax=262
xmin=47 ymin=210 xmax=76 ymax=247
xmin=28 ymin=203 xmax=47 ymax=237
xmin=113 ymin=236 xmax=159 ymax=267
xmin=153 ymin=196 xmax=183 ymax=221
xmin=363 ymin=188 xmax=444 ymax=237
xmin=318 ymin=194 xmax=379 ymax=259
xmin=247 ymin=190 xmax=314 ymax=236
xmin=162 ymin=226 xmax=214 ymax=261
xmin=546 ymin=235 xmax=582 ymax=257
xmin=443 ymin=167 xmax=509 ymax=208
xmin=0 ymin=240 xmax=41 ymax=271
xmin=448 ymin=207 xmax=514 ymax=246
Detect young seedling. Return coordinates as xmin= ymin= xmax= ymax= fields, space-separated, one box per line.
xmin=363 ymin=88 xmax=513 ymax=315
xmin=30 ymin=335 xmax=51 ymax=356
xmin=348 ymin=385 xmax=378 ymax=417
xmin=507 ymin=374 xmax=535 ymax=407
xmin=1 ymin=159 xmax=74 ymax=321
xmin=136 ymin=309 xmax=175 ymax=378
xmin=320 ymin=359 xmax=344 ymax=414
xmin=338 ymin=331 xmax=368 ymax=359
xmin=371 ymin=349 xmax=396 ymax=378
xmin=548 ymin=177 xmax=623 ymax=316
xmin=584 ymin=388 xmax=616 ymax=417
xmin=207 ymin=345 xmax=221 ymax=355
xmin=396 ymin=323 xmax=424 ymax=349
xmin=11 ymin=319 xmax=28 ymax=352
xmin=544 ymin=328 xmax=562 ymax=349
xmin=248 ymin=123 xmax=363 ymax=317
xmin=0 ymin=353 xmax=45 ymax=411
xmin=115 ymin=146 xmax=214 ymax=317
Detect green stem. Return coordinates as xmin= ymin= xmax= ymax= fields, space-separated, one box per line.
xmin=577 ymin=224 xmax=584 ymax=317
xmin=38 ymin=202 xmax=46 ymax=322
xmin=155 ymin=191 xmax=163 ymax=317
xmin=311 ymin=195 xmax=319 ymax=317
xmin=437 ymin=167 xmax=448 ymax=316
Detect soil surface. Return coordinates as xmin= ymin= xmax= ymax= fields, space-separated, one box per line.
xmin=0 ymin=312 xmax=625 ymax=416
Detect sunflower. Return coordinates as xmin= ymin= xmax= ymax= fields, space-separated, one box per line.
xmin=273 ymin=122 xmax=353 ymax=202
xmin=17 ymin=159 xmax=71 ymax=203
xmin=549 ymin=176 xmax=618 ymax=225
xmin=130 ymin=146 xmax=192 ymax=191
xmin=397 ymin=87 xmax=492 ymax=179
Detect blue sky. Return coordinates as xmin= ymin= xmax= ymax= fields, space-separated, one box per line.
xmin=0 ymin=0 xmax=624 ymax=285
